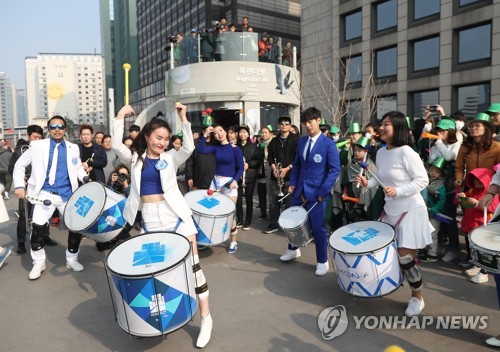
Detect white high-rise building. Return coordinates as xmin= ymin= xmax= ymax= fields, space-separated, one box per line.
xmin=25 ymin=53 xmax=106 ymax=130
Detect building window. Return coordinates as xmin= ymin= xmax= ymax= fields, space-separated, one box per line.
xmin=412 ymin=36 xmax=440 ymax=72
xmin=457 ymin=23 xmax=491 ymax=64
xmin=411 ymin=90 xmax=439 ymax=118
xmin=376 ymin=96 xmax=398 ymax=120
xmin=459 ymin=0 xmax=489 ymax=7
xmin=375 ymin=0 xmax=397 ymax=32
xmin=341 ymin=55 xmax=362 ymax=87
xmin=343 ymin=10 xmax=362 ymax=42
xmin=455 ymin=83 xmax=490 ymax=119
xmin=413 ymin=0 xmax=440 ymax=20
xmin=376 ymin=46 xmax=397 ymax=79
xmin=342 ymin=100 xmax=363 ymax=129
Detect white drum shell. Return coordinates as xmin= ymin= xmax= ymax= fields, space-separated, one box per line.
xmin=184 ymin=190 xmax=235 ymax=246
xmin=106 ymin=232 xmax=198 ymax=337
xmin=329 ymin=221 xmax=403 ymax=297
xmin=64 ymin=182 xmax=126 ymax=242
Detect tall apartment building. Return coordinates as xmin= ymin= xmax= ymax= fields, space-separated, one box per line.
xmin=100 ymin=0 xmax=139 ymax=113
xmin=129 ymin=0 xmax=301 ymax=111
xmin=0 ymin=72 xmax=12 ymax=131
xmin=301 ymin=0 xmax=500 ymax=128
xmin=15 ymin=89 xmax=27 ymax=127
xmin=25 ymin=53 xmax=106 ymax=132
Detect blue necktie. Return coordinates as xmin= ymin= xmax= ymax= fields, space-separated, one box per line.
xmin=305 ymin=138 xmax=312 ymax=161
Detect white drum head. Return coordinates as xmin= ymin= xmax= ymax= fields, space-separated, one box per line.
xmin=64 ymin=182 xmax=106 ymax=231
xmin=184 ymin=190 xmax=235 ymax=216
xmin=107 ymin=232 xmax=191 ymax=276
xmin=470 ymin=224 xmax=500 ymax=252
xmin=330 ymin=221 xmax=395 ymax=254
xmin=278 ymin=206 xmax=308 ymax=229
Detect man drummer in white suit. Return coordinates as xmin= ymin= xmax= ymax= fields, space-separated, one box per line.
xmin=14 ymin=116 xmax=88 ymax=280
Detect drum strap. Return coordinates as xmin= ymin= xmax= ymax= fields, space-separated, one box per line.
xmin=380 ymin=211 xmax=408 ymax=228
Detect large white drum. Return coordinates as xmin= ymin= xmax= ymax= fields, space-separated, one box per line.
xmin=184 ymin=190 xmax=235 ymax=246
xmin=64 ymin=182 xmax=126 ymax=242
xmin=329 ymin=221 xmax=403 ymax=297
xmin=105 ymin=232 xmax=198 ymax=337
xmin=470 ymin=223 xmax=500 ymax=274
xmin=278 ymin=206 xmax=312 ymax=247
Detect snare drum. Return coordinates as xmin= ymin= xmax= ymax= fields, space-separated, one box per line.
xmin=105 ymin=232 xmax=198 ymax=337
xmin=329 ymin=221 xmax=403 ymax=297
xmin=64 ymin=182 xmax=126 ymax=242
xmin=278 ymin=206 xmax=312 ymax=247
xmin=470 ymin=223 xmax=500 ymax=274
xmin=184 ymin=190 xmax=235 ymax=246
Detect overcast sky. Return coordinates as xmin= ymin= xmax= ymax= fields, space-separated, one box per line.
xmin=0 ymin=0 xmax=101 ymax=89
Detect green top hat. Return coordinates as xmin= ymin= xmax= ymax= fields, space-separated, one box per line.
xmin=435 ymin=119 xmax=456 ymax=130
xmin=486 ymin=103 xmax=500 ymax=114
xmin=430 ymin=157 xmax=446 ymax=171
xmin=320 ymin=118 xmax=327 ymax=125
xmin=266 ymin=124 xmax=274 ymax=132
xmin=349 ymin=122 xmax=362 ymax=133
xmin=177 ymin=132 xmax=183 ymax=138
xmin=202 ymin=114 xmax=213 ymax=126
xmin=472 ymin=112 xmax=494 ymax=131
xmin=329 ymin=126 xmax=340 ymax=134
xmin=354 ymin=136 xmax=370 ymax=149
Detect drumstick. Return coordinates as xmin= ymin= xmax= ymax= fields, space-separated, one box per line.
xmin=25 ymin=196 xmax=52 ymax=206
xmin=356 ymin=154 xmax=368 ymax=189
xmin=357 ymin=161 xmax=387 ymax=188
xmin=278 ymin=192 xmax=291 ymax=203
xmin=207 ymin=185 xmax=228 ymax=195
xmin=484 ymin=206 xmax=487 ymax=226
xmin=342 ymin=195 xmax=359 ymax=203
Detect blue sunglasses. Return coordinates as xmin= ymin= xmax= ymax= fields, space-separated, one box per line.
xmin=49 ymin=124 xmax=65 ymax=130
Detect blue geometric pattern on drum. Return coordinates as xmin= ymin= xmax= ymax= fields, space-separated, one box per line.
xmin=86 ymin=199 xmax=126 ymax=234
xmin=222 ymin=222 xmax=229 ymax=235
xmin=333 ymin=247 xmax=401 ymax=297
xmin=193 ymin=218 xmax=211 ymax=245
xmin=133 ymin=242 xmax=166 ymax=266
xmin=197 ymin=197 xmax=220 ymax=209
xmin=341 ymin=227 xmax=379 ymax=246
xmin=113 ymin=276 xmax=196 ymax=333
xmin=74 ymin=196 xmax=95 ymax=217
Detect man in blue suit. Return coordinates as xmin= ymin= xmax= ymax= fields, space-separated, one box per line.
xmin=281 ymin=107 xmax=341 ymax=276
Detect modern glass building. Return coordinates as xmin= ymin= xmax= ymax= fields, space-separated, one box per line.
xmin=301 ymin=0 xmax=499 ymax=128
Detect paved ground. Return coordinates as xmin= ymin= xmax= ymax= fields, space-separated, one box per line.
xmin=0 ymin=198 xmax=498 ymax=352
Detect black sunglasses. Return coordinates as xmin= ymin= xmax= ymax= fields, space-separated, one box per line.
xmin=49 ymin=124 xmax=65 ymax=130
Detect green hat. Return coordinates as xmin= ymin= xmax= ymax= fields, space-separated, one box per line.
xmin=354 ymin=136 xmax=370 ymax=149
xmin=435 ymin=119 xmax=456 ymax=130
xmin=472 ymin=112 xmax=494 ymax=131
xmin=266 ymin=124 xmax=274 ymax=132
xmin=406 ymin=116 xmax=412 ymax=129
xmin=320 ymin=118 xmax=327 ymax=125
xmin=430 ymin=157 xmax=446 ymax=171
xmin=177 ymin=132 xmax=183 ymax=138
xmin=486 ymin=103 xmax=500 ymax=114
xmin=329 ymin=126 xmax=340 ymax=134
xmin=349 ymin=122 xmax=362 ymax=133
xmin=202 ymin=114 xmax=213 ymax=126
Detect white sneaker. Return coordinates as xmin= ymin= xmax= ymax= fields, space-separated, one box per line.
xmin=464 ymin=265 xmax=481 ymax=277
xmin=280 ymin=249 xmax=301 ymax=262
xmin=196 ymin=312 xmax=213 ymax=348
xmin=315 ymin=262 xmax=329 ymax=276
xmin=3 ymin=192 xmax=9 ymax=200
xmin=29 ymin=262 xmax=46 ymax=280
xmin=405 ymin=297 xmax=425 ymax=317
xmin=486 ymin=336 xmax=500 ymax=347
xmin=470 ymin=272 xmax=488 ymax=284
xmin=441 ymin=251 xmax=457 ymax=262
xmin=66 ymin=260 xmax=84 ymax=272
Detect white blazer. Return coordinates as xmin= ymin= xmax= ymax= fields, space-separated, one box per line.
xmin=13 ymin=138 xmax=87 ymax=200
xmin=112 ymin=118 xmax=195 ymax=224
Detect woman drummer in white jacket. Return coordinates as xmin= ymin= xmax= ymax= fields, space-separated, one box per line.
xmin=112 ymin=103 xmax=212 ymax=348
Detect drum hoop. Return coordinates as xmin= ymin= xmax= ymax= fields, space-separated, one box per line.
xmin=470 ymin=244 xmax=500 ymax=256
xmin=192 ymin=209 xmax=235 ymax=218
xmin=105 ymin=231 xmax=192 ymax=278
xmin=331 ymin=238 xmax=397 ymax=256
xmin=64 ymin=182 xmax=108 ymax=232
xmin=278 ymin=222 xmax=308 ymax=232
